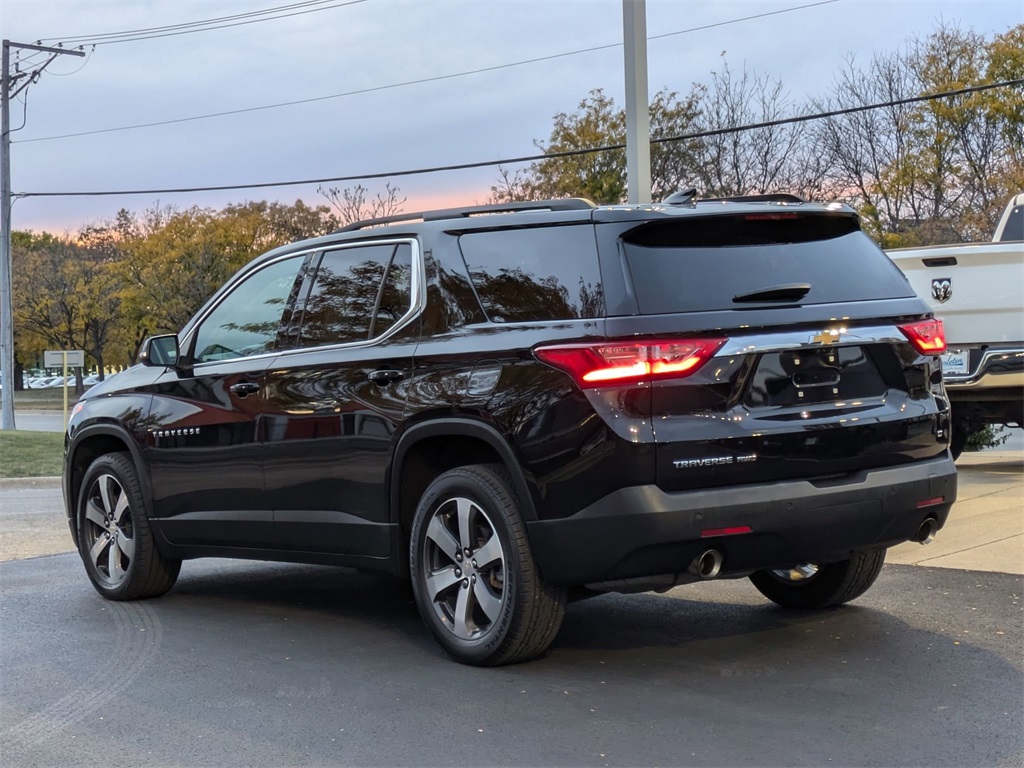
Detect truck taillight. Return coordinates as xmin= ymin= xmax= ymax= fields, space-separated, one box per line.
xmin=534 ymin=338 xmax=727 ymax=388
xmin=899 ymin=319 xmax=946 ymax=355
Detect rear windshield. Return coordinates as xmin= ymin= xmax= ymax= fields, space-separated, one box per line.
xmin=999 ymin=205 xmax=1023 ymax=242
xmin=621 ymin=214 xmax=915 ymax=314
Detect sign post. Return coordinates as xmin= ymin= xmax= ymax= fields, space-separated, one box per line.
xmin=44 ymin=349 xmax=84 ymax=426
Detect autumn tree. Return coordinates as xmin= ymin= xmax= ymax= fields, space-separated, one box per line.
xmin=115 ymin=200 xmax=337 ymax=357
xmin=12 ymin=232 xmax=122 ymax=392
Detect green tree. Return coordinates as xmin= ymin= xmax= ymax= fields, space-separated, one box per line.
xmin=491 ymin=87 xmax=702 ymax=204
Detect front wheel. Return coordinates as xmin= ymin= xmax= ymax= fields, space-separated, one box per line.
xmin=749 ymin=549 xmax=885 ymax=610
xmin=77 ymin=453 xmax=181 ymax=600
xmin=409 ymin=464 xmax=566 ymax=666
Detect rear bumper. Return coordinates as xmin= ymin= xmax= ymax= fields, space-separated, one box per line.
xmin=527 ymin=456 xmax=956 ymax=585
xmin=945 ymin=347 xmax=1024 ymax=389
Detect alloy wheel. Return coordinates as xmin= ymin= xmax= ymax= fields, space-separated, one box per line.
xmin=82 ymin=473 xmax=135 ymax=587
xmin=769 ymin=563 xmax=820 ymax=583
xmin=421 ymin=496 xmax=506 ymax=641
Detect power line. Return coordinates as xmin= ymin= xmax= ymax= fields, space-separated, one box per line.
xmin=38 ymin=1 xmax=346 ymax=45
xmin=14 ymin=0 xmax=840 ymax=145
xmin=17 ymin=78 xmax=1021 ymax=199
xmin=59 ymin=0 xmax=370 ymax=46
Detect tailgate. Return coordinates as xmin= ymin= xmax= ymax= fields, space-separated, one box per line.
xmin=648 ymin=326 xmax=947 ymax=493
xmin=887 ymin=242 xmax=1024 ymax=345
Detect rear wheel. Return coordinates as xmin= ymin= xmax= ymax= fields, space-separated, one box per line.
xmin=77 ymin=453 xmax=181 ymax=600
xmin=749 ymin=549 xmax=885 ymax=609
xmin=409 ymin=464 xmax=566 ymax=666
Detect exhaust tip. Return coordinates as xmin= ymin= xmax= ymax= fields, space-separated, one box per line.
xmin=692 ymin=549 xmax=724 ymax=579
xmin=916 ymin=517 xmax=938 ymax=545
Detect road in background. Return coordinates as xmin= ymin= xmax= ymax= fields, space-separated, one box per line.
xmin=10 ymin=410 xmax=66 ymax=432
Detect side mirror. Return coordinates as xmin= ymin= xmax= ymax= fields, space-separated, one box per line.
xmin=139 ymin=334 xmax=180 ymax=367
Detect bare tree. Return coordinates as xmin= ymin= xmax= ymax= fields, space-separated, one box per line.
xmin=691 ymin=58 xmax=822 ymax=199
xmin=317 ymin=183 xmax=406 ymax=226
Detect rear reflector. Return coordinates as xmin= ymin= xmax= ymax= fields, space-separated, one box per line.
xmin=898 ymin=319 xmax=946 ymax=355
xmin=701 ymin=525 xmax=753 ymax=538
xmin=535 ymin=338 xmax=726 ymax=388
xmin=916 ymin=497 xmax=945 ymax=509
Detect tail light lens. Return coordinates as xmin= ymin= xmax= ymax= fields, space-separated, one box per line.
xmin=534 ymin=338 xmax=727 ymax=388
xmin=899 ymin=319 xmax=946 ymax=355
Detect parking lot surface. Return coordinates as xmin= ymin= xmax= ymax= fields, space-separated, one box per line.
xmin=1 ymin=554 xmax=1021 ymax=767
xmin=1 ymin=450 xmax=1021 ymax=766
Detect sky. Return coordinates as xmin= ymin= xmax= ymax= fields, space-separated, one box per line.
xmin=1 ymin=0 xmax=1021 ymax=235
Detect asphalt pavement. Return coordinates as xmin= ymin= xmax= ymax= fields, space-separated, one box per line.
xmin=1 ymin=444 xmax=1021 ymax=767
xmin=1 ymin=554 xmax=1021 ymax=768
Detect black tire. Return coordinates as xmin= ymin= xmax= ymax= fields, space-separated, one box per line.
xmin=749 ymin=549 xmax=885 ymax=610
xmin=409 ymin=464 xmax=567 ymax=666
xmin=76 ymin=453 xmax=181 ymax=600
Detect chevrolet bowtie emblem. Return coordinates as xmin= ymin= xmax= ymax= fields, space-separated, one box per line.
xmin=811 ymin=330 xmax=839 ymax=345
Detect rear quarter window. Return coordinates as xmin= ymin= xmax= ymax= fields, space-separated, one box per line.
xmin=458 ymin=225 xmax=603 ymax=322
xmin=621 ymin=214 xmax=915 ymax=314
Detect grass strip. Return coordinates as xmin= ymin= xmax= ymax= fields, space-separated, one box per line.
xmin=0 ymin=431 xmax=64 ymax=478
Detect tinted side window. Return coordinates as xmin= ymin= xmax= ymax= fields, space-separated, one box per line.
xmin=192 ymin=255 xmax=305 ymax=364
xmin=299 ymin=243 xmax=413 ymax=347
xmin=458 ymin=225 xmax=603 ymax=322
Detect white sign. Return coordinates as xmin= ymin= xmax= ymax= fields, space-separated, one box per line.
xmin=44 ymin=350 xmax=85 ymax=368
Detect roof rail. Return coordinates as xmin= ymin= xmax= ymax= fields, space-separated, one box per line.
xmin=702 ymin=193 xmax=807 ymax=204
xmin=334 ymin=198 xmax=596 ymax=232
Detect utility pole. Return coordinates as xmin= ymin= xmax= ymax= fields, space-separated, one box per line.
xmin=1 ymin=40 xmax=84 ymax=430
xmin=622 ymin=0 xmax=651 ymax=204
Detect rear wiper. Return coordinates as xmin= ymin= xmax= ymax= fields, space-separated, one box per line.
xmin=732 ymin=283 xmax=811 ymax=303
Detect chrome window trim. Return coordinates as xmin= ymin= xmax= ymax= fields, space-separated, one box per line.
xmin=182 ymin=238 xmax=424 ymax=369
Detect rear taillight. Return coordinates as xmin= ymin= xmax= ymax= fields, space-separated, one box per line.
xmin=534 ymin=338 xmax=727 ymax=388
xmin=899 ymin=319 xmax=946 ymax=355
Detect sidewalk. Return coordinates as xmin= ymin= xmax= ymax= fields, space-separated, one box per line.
xmin=888 ymin=450 xmax=1023 ymax=574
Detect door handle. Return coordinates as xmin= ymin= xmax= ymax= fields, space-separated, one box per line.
xmin=367 ymin=369 xmax=405 ymax=385
xmin=229 ymin=381 xmax=261 ymax=397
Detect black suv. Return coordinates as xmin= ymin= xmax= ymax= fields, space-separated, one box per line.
xmin=63 ymin=195 xmax=957 ymax=665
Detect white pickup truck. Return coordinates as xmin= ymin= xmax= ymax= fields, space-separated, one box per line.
xmin=887 ymin=194 xmax=1024 ymax=458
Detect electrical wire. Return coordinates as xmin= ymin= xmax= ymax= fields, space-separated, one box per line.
xmin=11 ymin=89 xmax=31 ymax=133
xmin=38 ymin=1 xmax=341 ymax=45
xmin=16 ymin=78 xmax=1021 ymax=199
xmin=46 ymin=47 xmax=95 ymax=77
xmin=47 ymin=0 xmax=369 ymax=47
xmin=14 ymin=0 xmax=841 ymax=145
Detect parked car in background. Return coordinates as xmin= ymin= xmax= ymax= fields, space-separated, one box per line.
xmin=64 ymin=194 xmax=956 ymax=665
xmin=888 ymin=193 xmax=1024 ymax=458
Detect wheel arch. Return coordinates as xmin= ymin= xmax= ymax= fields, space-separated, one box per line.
xmin=390 ymin=419 xmax=538 ymax=573
xmin=66 ymin=424 xmax=149 ymax=547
